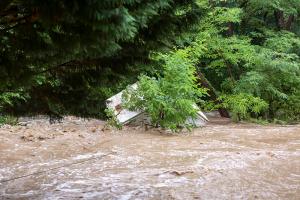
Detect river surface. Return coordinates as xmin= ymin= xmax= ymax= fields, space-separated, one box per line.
xmin=0 ymin=117 xmax=299 ymax=199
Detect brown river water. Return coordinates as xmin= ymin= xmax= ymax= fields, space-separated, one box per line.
xmin=0 ymin=117 xmax=299 ymax=200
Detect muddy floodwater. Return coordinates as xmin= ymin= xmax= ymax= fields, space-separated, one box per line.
xmin=0 ymin=117 xmax=300 ymax=200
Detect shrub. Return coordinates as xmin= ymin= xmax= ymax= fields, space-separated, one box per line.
xmin=0 ymin=115 xmax=18 ymax=126
xmin=219 ymin=93 xmax=268 ymax=122
xmin=122 ymin=50 xmax=206 ymax=132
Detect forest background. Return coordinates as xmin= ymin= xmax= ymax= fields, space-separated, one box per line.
xmin=1 ymin=0 xmax=299 ymax=125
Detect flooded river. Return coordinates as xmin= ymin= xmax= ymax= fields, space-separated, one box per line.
xmin=0 ymin=117 xmax=299 ymax=199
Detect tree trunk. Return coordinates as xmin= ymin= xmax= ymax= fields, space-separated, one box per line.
xmin=274 ymin=10 xmax=294 ymax=31
xmin=197 ymin=71 xmax=230 ymax=118
xmin=285 ymin=15 xmax=295 ymax=31
xmin=227 ymin=22 xmax=234 ymax=36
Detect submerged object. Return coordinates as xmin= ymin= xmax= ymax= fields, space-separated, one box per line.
xmin=106 ymin=84 xmax=141 ymax=125
xmin=106 ymin=83 xmax=208 ymax=127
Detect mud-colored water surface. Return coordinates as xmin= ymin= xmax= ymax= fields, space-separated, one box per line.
xmin=0 ymin=117 xmax=300 ymax=200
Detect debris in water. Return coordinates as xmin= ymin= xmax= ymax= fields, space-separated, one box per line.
xmin=106 ymin=83 xmax=209 ymax=127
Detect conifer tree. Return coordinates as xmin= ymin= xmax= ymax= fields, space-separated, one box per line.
xmin=0 ymin=0 xmax=200 ymax=116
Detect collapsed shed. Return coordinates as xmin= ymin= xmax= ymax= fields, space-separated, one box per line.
xmin=106 ymin=83 xmax=208 ymax=127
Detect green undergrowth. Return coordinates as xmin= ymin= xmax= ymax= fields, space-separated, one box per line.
xmin=0 ymin=115 xmax=18 ymax=126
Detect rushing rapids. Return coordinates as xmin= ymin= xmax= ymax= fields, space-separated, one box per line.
xmin=0 ymin=117 xmax=299 ymax=199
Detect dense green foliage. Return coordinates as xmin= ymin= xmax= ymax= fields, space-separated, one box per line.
xmin=1 ymin=0 xmax=300 ymax=124
xmin=219 ymin=93 xmax=268 ymax=122
xmin=0 ymin=0 xmax=199 ymax=117
xmin=122 ymin=50 xmax=206 ymax=131
xmin=186 ymin=0 xmax=300 ymax=122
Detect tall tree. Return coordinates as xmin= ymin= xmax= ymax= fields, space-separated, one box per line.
xmin=0 ymin=0 xmax=201 ymax=117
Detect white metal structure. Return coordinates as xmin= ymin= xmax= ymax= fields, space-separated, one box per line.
xmin=106 ymin=83 xmax=208 ymax=126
